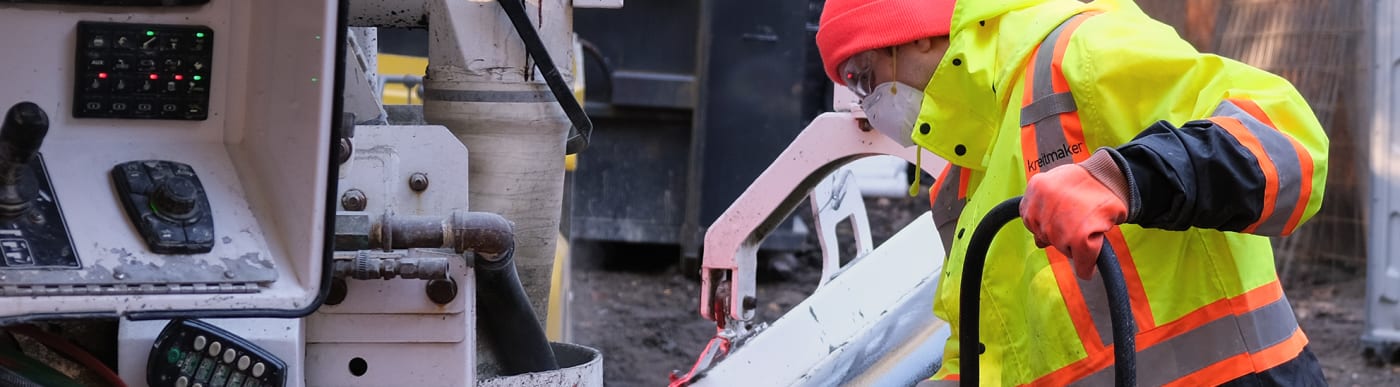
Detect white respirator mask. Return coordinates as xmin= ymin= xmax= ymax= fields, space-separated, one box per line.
xmin=859 ymin=82 xmax=923 ymax=147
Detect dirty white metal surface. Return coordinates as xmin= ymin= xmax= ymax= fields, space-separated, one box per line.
xmin=477 ymin=342 xmax=603 ymax=387
xmin=348 ymin=0 xmax=427 ymax=28
xmin=1365 ymin=0 xmax=1400 ymax=358
xmin=808 ymin=168 xmax=873 ymax=286
xmin=345 ymin=27 xmax=388 ymax=124
xmin=0 ymin=0 xmax=337 ymax=317
xmin=307 ymin=124 xmax=476 ymax=385
xmin=700 ymin=112 xmax=947 ymax=323
xmin=421 ymin=0 xmax=575 ymax=324
xmin=118 ymin=318 xmax=306 ymax=386
xmin=692 ymin=213 xmax=947 ymax=387
xmin=573 ymin=0 xmax=624 ymax=9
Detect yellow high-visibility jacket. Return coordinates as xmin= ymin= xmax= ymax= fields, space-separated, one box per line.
xmin=912 ymin=0 xmax=1329 ymax=385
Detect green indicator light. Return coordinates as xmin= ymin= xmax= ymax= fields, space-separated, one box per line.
xmin=193 ymin=75 xmax=202 ymax=81
xmin=314 ymin=35 xmax=321 ymax=40
xmin=146 ymin=30 xmax=155 ymax=36
xmin=196 ymin=32 xmax=205 ymax=38
xmin=167 ymin=348 xmax=181 ymax=364
xmin=311 ymin=77 xmax=319 ymax=83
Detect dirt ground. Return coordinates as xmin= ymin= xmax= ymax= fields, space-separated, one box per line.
xmin=571 ymin=196 xmax=1400 ymax=386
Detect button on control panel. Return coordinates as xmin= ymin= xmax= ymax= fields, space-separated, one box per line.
xmin=111 ymin=160 xmax=214 ymax=254
xmin=74 ymin=22 xmax=212 ymax=120
xmin=149 ymin=319 xmax=286 ymax=387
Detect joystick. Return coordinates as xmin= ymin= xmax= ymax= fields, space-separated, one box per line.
xmin=0 ymin=102 xmax=49 ymax=218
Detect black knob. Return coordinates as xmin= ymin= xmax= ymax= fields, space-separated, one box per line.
xmin=1 ymin=102 xmax=49 ymax=165
xmin=153 ymin=176 xmax=199 ymax=220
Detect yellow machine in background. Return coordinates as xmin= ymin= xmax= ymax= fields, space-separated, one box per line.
xmin=377 ymin=48 xmax=582 ymax=342
xmin=379 ymin=53 xmax=426 ymax=105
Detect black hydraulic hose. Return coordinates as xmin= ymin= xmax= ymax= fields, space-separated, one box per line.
xmin=475 ymin=247 xmax=560 ymax=375
xmin=496 ymin=0 xmax=593 ymax=155
xmin=578 ymin=38 xmax=614 ymax=102
xmin=960 ymin=197 xmax=1136 ymax=386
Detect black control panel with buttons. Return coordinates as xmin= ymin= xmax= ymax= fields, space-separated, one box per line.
xmin=111 ymin=160 xmax=215 ymax=254
xmin=148 ymin=319 xmax=287 ymax=387
xmin=73 ymin=21 xmax=212 ymax=120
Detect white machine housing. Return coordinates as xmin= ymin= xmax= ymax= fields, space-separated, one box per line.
xmin=1365 ymin=0 xmax=1400 ymax=360
xmin=118 ymin=124 xmax=476 ymax=386
xmin=0 ymin=1 xmax=341 ymax=319
xmin=306 ymin=125 xmax=476 ymax=386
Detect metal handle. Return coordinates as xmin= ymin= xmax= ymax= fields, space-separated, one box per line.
xmin=959 ymin=197 xmax=1136 ymax=386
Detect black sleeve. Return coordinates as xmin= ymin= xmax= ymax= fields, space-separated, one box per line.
xmin=1108 ymin=120 xmax=1267 ymax=232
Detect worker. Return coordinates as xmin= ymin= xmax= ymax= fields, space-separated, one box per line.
xmin=816 ymin=0 xmax=1328 ymax=385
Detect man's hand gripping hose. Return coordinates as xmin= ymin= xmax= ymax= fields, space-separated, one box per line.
xmin=961 ymin=197 xmax=1136 ymax=386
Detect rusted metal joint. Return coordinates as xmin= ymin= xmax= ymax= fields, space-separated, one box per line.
xmin=370 ymin=210 xmax=515 ymax=260
xmin=450 ymin=210 xmax=513 ymax=261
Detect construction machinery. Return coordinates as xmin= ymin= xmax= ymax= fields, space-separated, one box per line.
xmin=658 ymin=85 xmax=957 ymax=384
xmin=0 ymin=0 xmax=609 ymax=385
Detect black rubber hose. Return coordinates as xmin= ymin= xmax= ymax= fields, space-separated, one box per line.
xmin=959 ymin=197 xmax=1136 ymax=386
xmin=578 ymin=38 xmax=614 ymax=102
xmin=496 ymin=0 xmax=593 ymax=155
xmin=475 ymin=247 xmax=560 ymax=375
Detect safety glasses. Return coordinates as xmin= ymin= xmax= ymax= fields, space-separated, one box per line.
xmin=839 ymin=50 xmax=877 ymax=99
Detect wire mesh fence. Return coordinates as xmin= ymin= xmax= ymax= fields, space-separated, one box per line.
xmin=1137 ymin=0 xmax=1370 ymax=284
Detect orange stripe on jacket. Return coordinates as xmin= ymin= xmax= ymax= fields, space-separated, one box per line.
xmin=1047 ymin=248 xmax=1107 ymax=354
xmin=1162 ymin=329 xmax=1307 ymax=387
xmin=1210 ymin=117 xmax=1280 ymax=234
xmin=1032 ymin=281 xmax=1289 ymax=386
xmin=1049 ymin=16 xmax=1091 ymax=94
xmin=1106 ymin=229 xmax=1155 ymax=330
xmin=1224 ymin=98 xmax=1315 ymax=235
xmin=930 ymin=165 xmax=952 ymax=209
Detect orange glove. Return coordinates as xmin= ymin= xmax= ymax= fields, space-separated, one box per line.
xmin=1021 ymin=150 xmax=1131 ymax=280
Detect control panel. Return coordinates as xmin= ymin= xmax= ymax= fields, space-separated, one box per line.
xmin=148 ymin=319 xmax=286 ymax=387
xmin=112 ymin=160 xmax=215 ymax=254
xmin=74 ymin=21 xmax=213 ymax=120
xmin=0 ymin=0 xmax=340 ymax=322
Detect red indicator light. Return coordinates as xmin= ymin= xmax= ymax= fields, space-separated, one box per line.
xmin=98 ymin=73 xmax=108 ymax=79
xmin=174 ymin=74 xmax=184 ymax=81
xmin=149 ymin=74 xmax=159 ymax=80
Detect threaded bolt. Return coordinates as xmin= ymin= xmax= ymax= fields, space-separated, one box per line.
xmin=408 ymin=172 xmax=429 ymax=192
xmin=341 ymin=189 xmax=367 ymax=211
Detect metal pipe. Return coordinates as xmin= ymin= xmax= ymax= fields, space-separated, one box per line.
xmin=371 ymin=210 xmax=515 ymax=259
xmin=331 ymin=251 xmax=451 ymax=280
xmin=363 ymin=209 xmax=557 ymax=372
